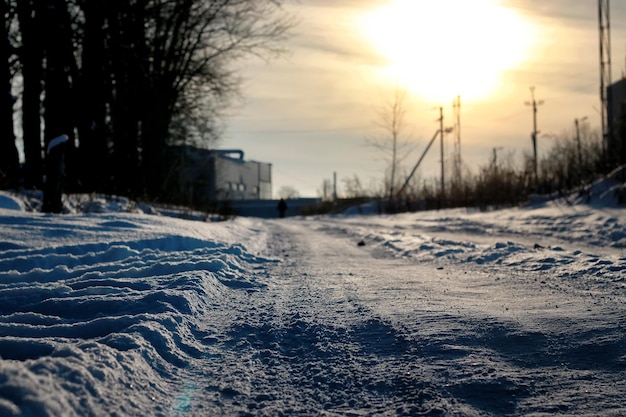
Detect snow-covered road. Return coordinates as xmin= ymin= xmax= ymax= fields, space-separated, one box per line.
xmin=195 ymin=218 xmax=626 ymax=416
xmin=204 ymin=219 xmax=441 ymax=415
xmin=0 ymin=191 xmax=624 ymax=416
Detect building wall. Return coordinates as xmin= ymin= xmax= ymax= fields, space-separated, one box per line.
xmin=607 ymin=78 xmax=626 ymax=164
xmin=214 ymin=157 xmax=270 ymax=200
xmin=165 ymin=146 xmax=272 ymax=205
xmin=257 ymin=161 xmax=272 ymax=200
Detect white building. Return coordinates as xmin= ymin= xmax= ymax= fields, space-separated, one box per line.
xmin=166 ymin=146 xmax=272 ymax=206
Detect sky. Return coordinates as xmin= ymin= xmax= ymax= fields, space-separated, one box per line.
xmin=0 ymin=179 xmax=624 ymax=414
xmin=222 ymin=0 xmax=626 ymax=198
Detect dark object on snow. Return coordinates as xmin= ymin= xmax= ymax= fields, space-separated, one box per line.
xmin=534 ymin=243 xmax=545 ymax=249
xmin=42 ymin=135 xmax=69 ymax=214
xmin=277 ymin=198 xmax=287 ymax=218
xmin=357 ymin=240 xmax=365 ymax=246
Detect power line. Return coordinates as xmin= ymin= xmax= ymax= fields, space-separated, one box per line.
xmin=228 ymin=126 xmax=370 ymax=135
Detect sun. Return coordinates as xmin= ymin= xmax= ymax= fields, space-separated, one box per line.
xmin=358 ymin=0 xmax=537 ymax=103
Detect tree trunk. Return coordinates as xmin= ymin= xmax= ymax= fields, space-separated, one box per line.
xmin=16 ymin=0 xmax=44 ymax=189
xmin=0 ymin=0 xmax=20 ymax=189
xmin=107 ymin=4 xmax=143 ymax=197
xmin=41 ymin=0 xmax=74 ymax=212
xmin=141 ymin=98 xmax=173 ymax=200
xmin=74 ymin=0 xmax=110 ymax=192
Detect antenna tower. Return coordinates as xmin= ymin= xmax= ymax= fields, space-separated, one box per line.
xmin=599 ymin=0 xmax=611 ymax=157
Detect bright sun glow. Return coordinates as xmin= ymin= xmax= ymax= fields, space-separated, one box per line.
xmin=358 ymin=0 xmax=537 ymax=103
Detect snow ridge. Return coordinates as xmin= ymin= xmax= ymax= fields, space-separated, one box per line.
xmin=0 ymin=212 xmax=274 ymax=416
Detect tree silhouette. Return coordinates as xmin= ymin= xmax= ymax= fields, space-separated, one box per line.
xmin=3 ymin=0 xmax=293 ymax=203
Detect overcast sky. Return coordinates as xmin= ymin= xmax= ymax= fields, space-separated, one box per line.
xmin=222 ymin=0 xmax=626 ymax=198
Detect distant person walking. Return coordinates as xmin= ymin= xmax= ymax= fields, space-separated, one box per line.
xmin=277 ymin=198 xmax=287 ymax=218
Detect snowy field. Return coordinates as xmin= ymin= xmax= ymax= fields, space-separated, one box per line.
xmin=0 ymin=184 xmax=624 ymax=416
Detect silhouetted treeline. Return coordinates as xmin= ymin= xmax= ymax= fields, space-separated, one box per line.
xmin=405 ymin=126 xmax=618 ymax=210
xmin=420 ymin=103 xmax=626 ymax=210
xmin=328 ymin=125 xmax=624 ymax=213
xmin=1 ymin=0 xmax=290 ymax=208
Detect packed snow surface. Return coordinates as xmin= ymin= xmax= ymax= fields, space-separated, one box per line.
xmin=0 ymin=190 xmax=625 ymax=416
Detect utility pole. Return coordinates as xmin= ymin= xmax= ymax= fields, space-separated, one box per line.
xmin=492 ymin=147 xmax=504 ymax=167
xmin=525 ymin=86 xmax=544 ymax=183
xmin=598 ymin=0 xmax=611 ymax=163
xmin=439 ymin=107 xmax=445 ymax=199
xmin=397 ymin=126 xmax=452 ymax=198
xmin=575 ymin=117 xmax=588 ymax=173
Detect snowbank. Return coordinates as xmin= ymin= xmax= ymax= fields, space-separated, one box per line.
xmin=0 ymin=191 xmax=25 ymax=211
xmin=0 ymin=187 xmax=624 ymax=415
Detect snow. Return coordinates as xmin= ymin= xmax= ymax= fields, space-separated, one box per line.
xmin=0 ymin=187 xmax=624 ymax=416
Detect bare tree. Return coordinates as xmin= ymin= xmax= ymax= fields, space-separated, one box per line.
xmin=277 ymin=185 xmax=299 ymax=199
xmin=367 ymin=87 xmax=413 ymax=200
xmin=133 ymin=0 xmax=294 ymax=199
xmin=15 ymin=0 xmax=45 ymax=189
xmin=342 ymin=174 xmax=367 ymax=199
xmin=73 ymin=0 xmax=111 ymax=192
xmin=534 ymin=125 xmax=604 ymax=195
xmin=318 ymin=178 xmax=333 ymax=201
xmin=10 ymin=0 xmax=294 ymax=200
xmin=1 ymin=0 xmax=20 ymax=189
